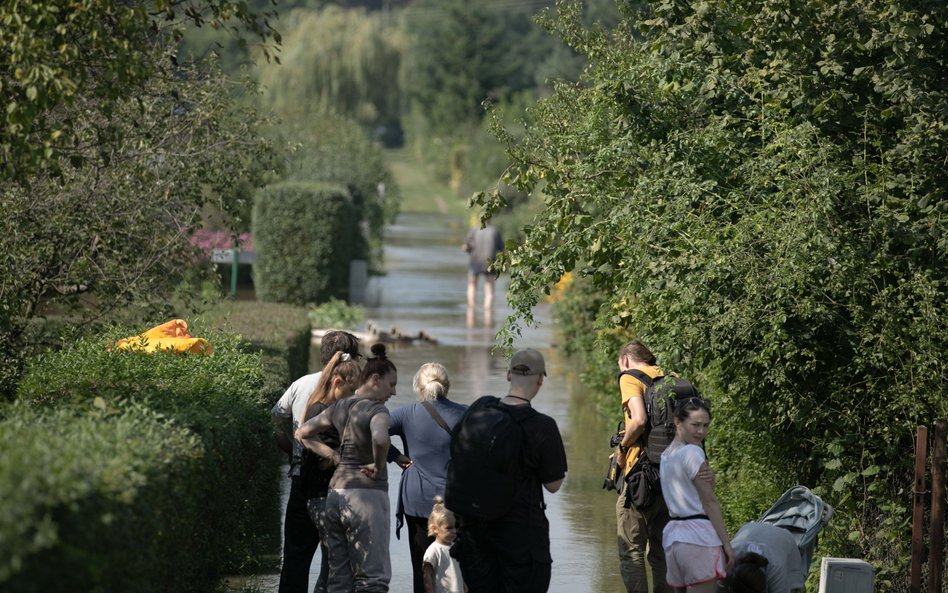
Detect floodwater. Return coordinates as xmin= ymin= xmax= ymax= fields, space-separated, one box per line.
xmin=247 ymin=212 xmax=627 ymax=593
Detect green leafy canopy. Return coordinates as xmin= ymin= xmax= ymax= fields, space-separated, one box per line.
xmin=482 ymin=0 xmax=946 ymax=579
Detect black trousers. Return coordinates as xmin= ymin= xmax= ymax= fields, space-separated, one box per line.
xmin=278 ymin=476 xmax=320 ymax=593
xmin=405 ymin=514 xmax=435 ymax=593
xmin=456 ymin=519 xmax=552 ymax=593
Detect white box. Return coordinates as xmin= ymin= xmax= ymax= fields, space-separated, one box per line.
xmin=818 ymin=558 xmax=874 ymax=593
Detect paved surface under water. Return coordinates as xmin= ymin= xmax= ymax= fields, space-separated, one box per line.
xmin=249 ymin=212 xmax=627 ymax=593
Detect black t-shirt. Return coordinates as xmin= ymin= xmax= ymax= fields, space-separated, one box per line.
xmin=504 ymin=403 xmax=568 ymax=525
xmin=299 ymin=402 xmax=341 ymax=500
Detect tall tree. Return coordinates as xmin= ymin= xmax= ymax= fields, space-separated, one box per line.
xmin=479 ymin=0 xmax=946 ymax=585
xmin=405 ymin=0 xmax=565 ymax=134
xmin=255 ymin=5 xmax=404 ymax=133
xmin=0 ymin=0 xmax=278 ymax=182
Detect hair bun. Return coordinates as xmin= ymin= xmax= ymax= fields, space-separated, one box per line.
xmin=370 ymin=343 xmax=387 ymax=358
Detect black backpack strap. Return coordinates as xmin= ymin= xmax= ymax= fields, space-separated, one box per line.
xmin=618 ymin=369 xmax=655 ymax=388
xmin=420 ymin=401 xmax=452 ymax=435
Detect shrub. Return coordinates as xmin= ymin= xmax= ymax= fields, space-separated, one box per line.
xmin=0 ymin=403 xmax=205 ymax=593
xmin=16 ymin=329 xmax=280 ymax=580
xmin=201 ymin=301 xmax=312 ymax=402
xmin=308 ymin=298 xmax=365 ymax=331
xmin=252 ymin=182 xmax=357 ymax=305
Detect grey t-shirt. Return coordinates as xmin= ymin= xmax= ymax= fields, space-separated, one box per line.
xmin=731 ymin=522 xmax=806 ymax=593
xmin=327 ymin=397 xmax=390 ymax=491
xmin=465 ymin=225 xmax=504 ymax=275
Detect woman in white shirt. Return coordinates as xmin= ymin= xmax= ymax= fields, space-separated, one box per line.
xmin=660 ymin=397 xmax=734 ymax=592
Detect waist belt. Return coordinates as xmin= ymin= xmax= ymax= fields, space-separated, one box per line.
xmin=669 ymin=514 xmax=710 ymax=521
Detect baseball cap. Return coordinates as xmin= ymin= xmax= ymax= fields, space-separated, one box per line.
xmin=509 ymin=349 xmax=547 ymax=376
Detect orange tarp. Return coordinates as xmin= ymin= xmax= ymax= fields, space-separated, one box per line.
xmin=113 ymin=319 xmax=213 ymax=355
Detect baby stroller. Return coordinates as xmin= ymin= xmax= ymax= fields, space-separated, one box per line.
xmin=757 ymin=485 xmax=834 ymax=574
xmin=720 ymin=486 xmax=834 ymax=593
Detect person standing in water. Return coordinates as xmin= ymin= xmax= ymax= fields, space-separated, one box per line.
xmin=462 ymin=220 xmax=504 ymax=310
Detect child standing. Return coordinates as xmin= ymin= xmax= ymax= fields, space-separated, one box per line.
xmin=423 ymin=497 xmax=465 ymax=593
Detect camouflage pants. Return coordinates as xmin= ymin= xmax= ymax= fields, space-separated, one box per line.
xmin=324 ymin=488 xmax=391 ymax=593
xmin=616 ymin=480 xmax=672 ymax=593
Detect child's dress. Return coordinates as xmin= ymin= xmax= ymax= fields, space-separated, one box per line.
xmin=423 ymin=541 xmax=463 ymax=593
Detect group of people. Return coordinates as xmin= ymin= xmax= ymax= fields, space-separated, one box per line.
xmin=613 ymin=340 xmax=807 ymax=593
xmin=272 ymin=330 xmax=567 ymax=593
xmin=272 ymin=329 xmax=804 ymax=593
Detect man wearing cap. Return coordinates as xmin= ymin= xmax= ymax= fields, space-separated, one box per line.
xmin=454 ymin=348 xmax=568 ymax=593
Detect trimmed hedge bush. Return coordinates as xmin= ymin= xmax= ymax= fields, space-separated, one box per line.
xmin=0 ymin=403 xmax=204 ymax=593
xmin=14 ymin=329 xmax=279 ymax=588
xmin=201 ymin=300 xmax=312 ymax=403
xmin=252 ymin=182 xmax=357 ymax=305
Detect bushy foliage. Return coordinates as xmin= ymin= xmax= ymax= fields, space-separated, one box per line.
xmin=15 ymin=330 xmax=280 ymax=580
xmin=271 ymin=113 xmax=399 ymax=267
xmin=0 ymin=0 xmax=277 ymax=181
xmin=0 ymin=403 xmax=206 ymax=593
xmin=252 ymin=182 xmax=358 ymax=305
xmin=1 ymin=41 xmax=278 ymax=398
xmin=201 ymin=301 xmax=313 ymax=400
xmin=483 ymin=0 xmax=947 ymax=586
xmin=308 ymin=298 xmax=365 ymax=331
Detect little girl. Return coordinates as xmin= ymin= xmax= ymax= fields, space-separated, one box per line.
xmin=422 ymin=497 xmax=465 ymax=593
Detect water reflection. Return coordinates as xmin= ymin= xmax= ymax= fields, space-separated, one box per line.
xmin=254 ymin=213 xmax=626 ymax=593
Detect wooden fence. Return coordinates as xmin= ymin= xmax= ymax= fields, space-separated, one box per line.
xmin=911 ymin=419 xmax=946 ymax=593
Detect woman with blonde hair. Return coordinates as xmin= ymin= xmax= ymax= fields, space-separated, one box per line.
xmin=388 ymin=362 xmax=468 ymax=593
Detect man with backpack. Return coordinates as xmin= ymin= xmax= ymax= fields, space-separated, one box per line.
xmin=613 ymin=340 xmax=675 ymax=593
xmin=445 ymin=348 xmax=568 ymax=593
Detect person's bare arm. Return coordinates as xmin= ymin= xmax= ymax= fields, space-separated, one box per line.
xmin=616 ymin=394 xmax=647 ymax=467
xmin=543 ymin=478 xmax=564 ymax=493
xmin=362 ymin=413 xmax=391 ymax=479
xmin=622 ymin=396 xmax=647 ymax=447
xmin=694 ymin=461 xmax=735 ymax=570
xmin=295 ymin=411 xmax=338 ymax=465
xmin=423 ymin=561 xmax=436 ymax=593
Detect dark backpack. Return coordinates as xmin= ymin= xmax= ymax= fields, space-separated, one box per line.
xmin=620 ymin=370 xmax=700 ymax=464
xmin=444 ymin=395 xmax=536 ymax=521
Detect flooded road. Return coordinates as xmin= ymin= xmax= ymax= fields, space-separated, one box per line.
xmin=256 ymin=212 xmax=627 ymax=593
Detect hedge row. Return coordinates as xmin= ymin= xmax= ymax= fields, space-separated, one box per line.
xmin=252 ymin=181 xmax=358 ymax=306
xmin=7 ymin=330 xmax=281 ymax=591
xmin=200 ymin=301 xmax=312 ymax=404
xmin=0 ymin=403 xmax=203 ymax=593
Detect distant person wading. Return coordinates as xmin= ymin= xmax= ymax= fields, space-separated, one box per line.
xmin=462 ymin=221 xmax=504 ymax=311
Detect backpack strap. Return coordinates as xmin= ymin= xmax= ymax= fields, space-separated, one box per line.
xmin=618 ymin=368 xmax=658 ymax=388
xmin=420 ymin=401 xmax=452 ymax=435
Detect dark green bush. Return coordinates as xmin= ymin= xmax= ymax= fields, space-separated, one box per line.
xmin=0 ymin=403 xmax=205 ymax=593
xmin=201 ymin=301 xmax=312 ymax=402
xmin=252 ymin=182 xmax=357 ymax=305
xmin=15 ymin=329 xmax=280 ymax=581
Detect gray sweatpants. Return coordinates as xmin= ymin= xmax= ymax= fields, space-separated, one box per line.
xmin=324 ymin=488 xmax=391 ymax=593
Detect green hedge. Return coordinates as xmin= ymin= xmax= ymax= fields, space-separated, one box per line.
xmin=13 ymin=330 xmax=279 ymax=589
xmin=201 ymin=301 xmax=312 ymax=403
xmin=0 ymin=403 xmax=204 ymax=593
xmin=252 ymin=181 xmax=357 ymax=305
